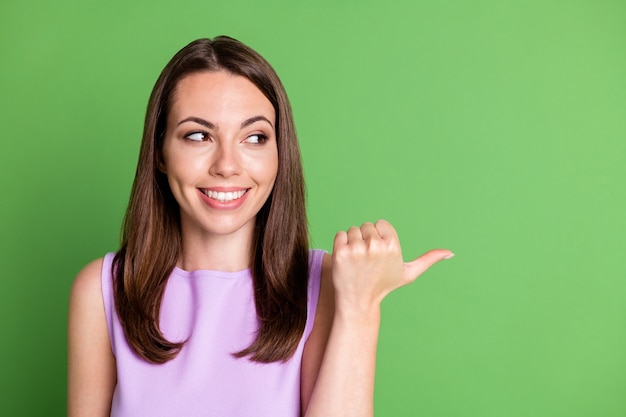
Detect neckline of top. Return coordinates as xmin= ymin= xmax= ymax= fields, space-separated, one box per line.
xmin=171 ymin=266 xmax=252 ymax=279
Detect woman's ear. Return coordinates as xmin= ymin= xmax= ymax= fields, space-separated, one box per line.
xmin=156 ymin=151 xmax=167 ymax=174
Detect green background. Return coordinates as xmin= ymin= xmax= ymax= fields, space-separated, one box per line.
xmin=1 ymin=0 xmax=625 ymax=415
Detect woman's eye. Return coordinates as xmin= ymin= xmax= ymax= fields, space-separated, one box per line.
xmin=185 ymin=132 xmax=207 ymax=141
xmin=245 ymin=134 xmax=268 ymax=144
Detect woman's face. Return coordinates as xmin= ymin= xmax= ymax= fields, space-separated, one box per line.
xmin=161 ymin=70 xmax=278 ymax=241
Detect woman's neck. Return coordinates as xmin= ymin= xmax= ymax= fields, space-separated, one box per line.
xmin=177 ymin=222 xmax=255 ymax=272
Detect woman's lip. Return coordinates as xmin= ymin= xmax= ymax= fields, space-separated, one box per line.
xmin=198 ymin=188 xmax=250 ymax=209
xmin=200 ymin=186 xmax=250 ymax=192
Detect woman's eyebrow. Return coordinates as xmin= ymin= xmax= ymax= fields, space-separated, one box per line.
xmin=241 ymin=115 xmax=274 ymax=129
xmin=177 ymin=116 xmax=216 ymax=129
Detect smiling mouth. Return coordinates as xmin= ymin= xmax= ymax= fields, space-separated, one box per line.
xmin=202 ymin=189 xmax=248 ymax=203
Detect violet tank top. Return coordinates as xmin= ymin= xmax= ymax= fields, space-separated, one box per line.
xmin=101 ymin=250 xmax=325 ymax=417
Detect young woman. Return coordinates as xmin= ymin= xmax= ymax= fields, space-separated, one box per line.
xmin=68 ymin=36 xmax=453 ymax=417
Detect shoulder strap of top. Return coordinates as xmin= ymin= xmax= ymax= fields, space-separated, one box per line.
xmin=101 ymin=252 xmax=117 ymax=356
xmin=304 ymin=249 xmax=326 ymax=338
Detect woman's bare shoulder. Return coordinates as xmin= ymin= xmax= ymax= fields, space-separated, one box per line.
xmin=321 ymin=252 xmax=332 ymax=280
xmin=315 ymin=252 xmax=334 ymax=326
xmin=70 ymin=258 xmax=105 ymax=301
xmin=68 ymin=257 xmax=116 ymax=417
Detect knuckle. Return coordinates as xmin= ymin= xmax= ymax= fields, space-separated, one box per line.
xmin=366 ymin=237 xmax=381 ymax=250
xmin=334 ymin=244 xmax=350 ymax=259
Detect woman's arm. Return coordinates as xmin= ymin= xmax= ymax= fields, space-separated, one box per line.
xmin=67 ymin=258 xmax=116 ymax=417
xmin=301 ymin=220 xmax=453 ymax=417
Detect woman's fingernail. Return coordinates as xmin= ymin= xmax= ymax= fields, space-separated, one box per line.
xmin=444 ymin=252 xmax=455 ymax=260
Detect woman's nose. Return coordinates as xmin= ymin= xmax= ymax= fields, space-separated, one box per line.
xmin=208 ymin=144 xmax=241 ymax=177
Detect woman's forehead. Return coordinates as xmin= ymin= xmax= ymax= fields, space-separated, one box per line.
xmin=169 ymin=71 xmax=274 ymax=122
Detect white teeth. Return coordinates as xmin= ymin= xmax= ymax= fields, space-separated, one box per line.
xmin=205 ymin=189 xmax=247 ymax=202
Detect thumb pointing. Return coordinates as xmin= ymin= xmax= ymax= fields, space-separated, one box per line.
xmin=403 ymin=249 xmax=454 ymax=282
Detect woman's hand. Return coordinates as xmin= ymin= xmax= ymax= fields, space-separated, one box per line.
xmin=302 ymin=220 xmax=452 ymax=417
xmin=331 ymin=219 xmax=453 ymax=312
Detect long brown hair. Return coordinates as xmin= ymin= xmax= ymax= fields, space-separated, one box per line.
xmin=112 ymin=37 xmax=309 ymax=364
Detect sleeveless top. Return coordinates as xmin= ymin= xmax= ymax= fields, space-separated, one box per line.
xmin=101 ymin=250 xmax=325 ymax=417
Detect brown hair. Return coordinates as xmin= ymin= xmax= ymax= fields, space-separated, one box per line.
xmin=112 ymin=37 xmax=309 ymax=364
